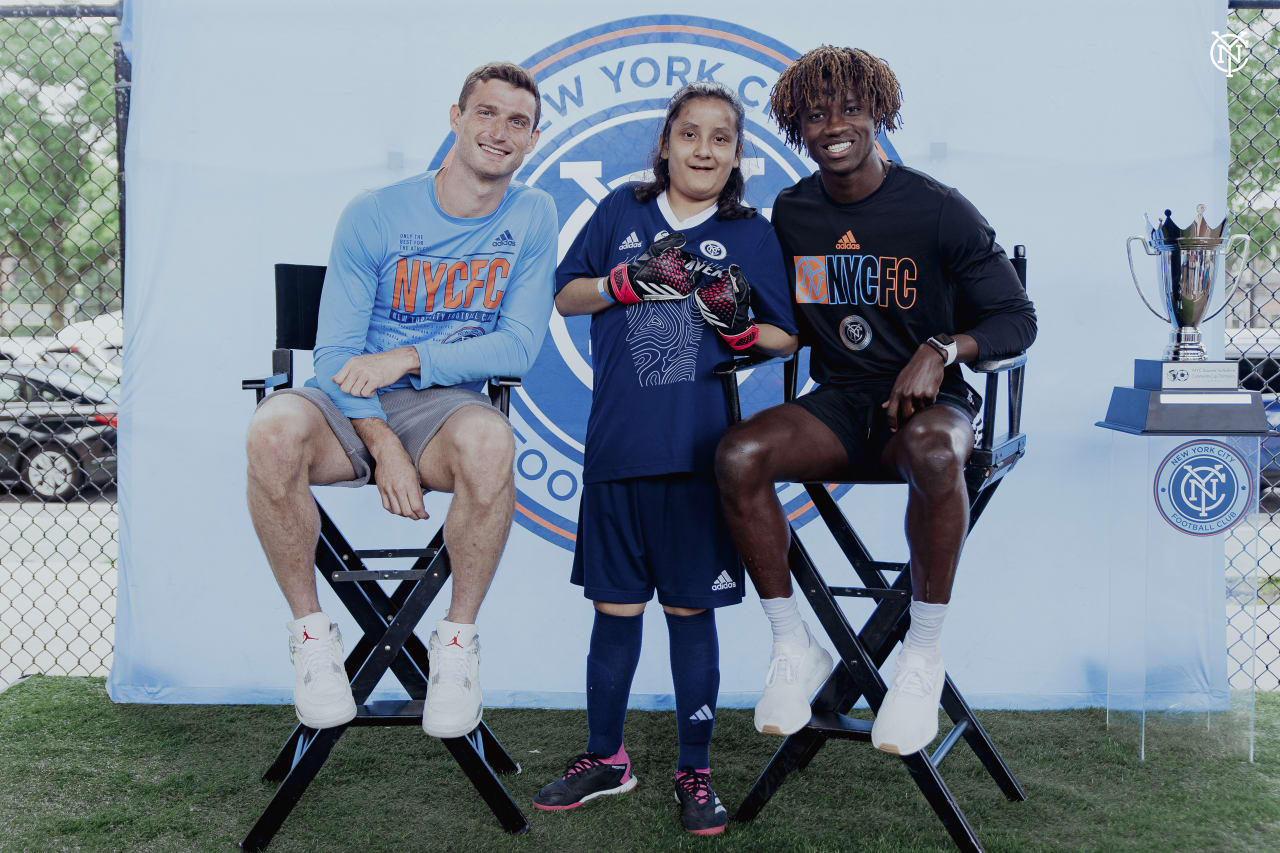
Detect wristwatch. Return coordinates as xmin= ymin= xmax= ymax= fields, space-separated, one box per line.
xmin=925 ymin=333 xmax=958 ymax=366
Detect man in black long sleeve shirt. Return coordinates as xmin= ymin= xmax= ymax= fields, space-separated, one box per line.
xmin=716 ymin=46 xmax=1036 ymax=754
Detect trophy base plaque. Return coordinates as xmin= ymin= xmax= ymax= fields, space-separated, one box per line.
xmin=1097 ymin=360 xmax=1267 ymax=435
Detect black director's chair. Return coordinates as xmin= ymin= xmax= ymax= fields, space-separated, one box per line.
xmin=238 ymin=263 xmax=528 ymax=851
xmin=716 ymin=246 xmax=1030 ymax=852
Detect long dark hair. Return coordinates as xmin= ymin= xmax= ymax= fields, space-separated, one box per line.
xmin=634 ymin=82 xmax=756 ymax=221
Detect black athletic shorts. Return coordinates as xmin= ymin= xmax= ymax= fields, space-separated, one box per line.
xmin=791 ymin=378 xmax=982 ymax=481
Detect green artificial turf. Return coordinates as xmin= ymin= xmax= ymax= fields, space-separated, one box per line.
xmin=1 ymin=677 xmax=1276 ymax=852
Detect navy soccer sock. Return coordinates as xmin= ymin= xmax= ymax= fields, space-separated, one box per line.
xmin=585 ymin=609 xmax=644 ymax=757
xmin=665 ymin=609 xmax=720 ymax=769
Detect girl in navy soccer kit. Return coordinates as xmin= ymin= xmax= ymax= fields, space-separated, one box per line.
xmin=531 ymin=82 xmax=798 ymax=835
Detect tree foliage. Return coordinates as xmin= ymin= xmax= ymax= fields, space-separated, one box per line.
xmin=0 ymin=16 xmax=119 ymax=331
xmin=1228 ymin=10 xmax=1280 ymax=268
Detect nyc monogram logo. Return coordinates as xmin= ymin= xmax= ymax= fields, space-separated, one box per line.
xmin=1154 ymin=439 xmax=1254 ymax=536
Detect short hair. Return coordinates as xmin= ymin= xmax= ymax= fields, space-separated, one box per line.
xmin=769 ymin=46 xmax=903 ymax=150
xmin=457 ymin=61 xmax=541 ymax=129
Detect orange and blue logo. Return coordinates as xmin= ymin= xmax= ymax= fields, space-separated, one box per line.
xmin=794 ymin=254 xmax=917 ymax=310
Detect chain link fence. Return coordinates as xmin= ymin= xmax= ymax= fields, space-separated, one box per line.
xmin=1226 ymin=2 xmax=1280 ymax=692
xmin=0 ymin=3 xmax=123 ymax=688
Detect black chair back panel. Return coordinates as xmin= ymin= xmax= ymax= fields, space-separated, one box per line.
xmin=275 ymin=263 xmax=327 ymax=351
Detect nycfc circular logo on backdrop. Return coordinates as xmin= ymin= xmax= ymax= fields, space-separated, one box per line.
xmin=840 ymin=315 xmax=872 ymax=351
xmin=431 ymin=17 xmax=900 ymax=549
xmin=1153 ymin=440 xmax=1254 ymax=536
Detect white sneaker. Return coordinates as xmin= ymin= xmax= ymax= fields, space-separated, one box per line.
xmin=871 ymin=650 xmax=945 ymax=755
xmin=754 ymin=635 xmax=834 ymax=736
xmin=422 ymin=626 xmax=482 ymax=738
xmin=287 ymin=615 xmax=357 ymax=729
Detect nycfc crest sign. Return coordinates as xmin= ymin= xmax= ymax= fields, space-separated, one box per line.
xmin=1153 ymin=440 xmax=1254 ymax=536
xmin=431 ymin=16 xmax=900 ymax=549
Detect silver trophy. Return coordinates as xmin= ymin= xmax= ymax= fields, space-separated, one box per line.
xmin=1126 ymin=205 xmax=1250 ymax=361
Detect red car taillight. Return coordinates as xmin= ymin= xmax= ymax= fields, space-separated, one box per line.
xmin=92 ymin=413 xmax=118 ymax=428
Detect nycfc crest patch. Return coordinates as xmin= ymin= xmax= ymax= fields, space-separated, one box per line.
xmin=839 ymin=315 xmax=872 ymax=351
xmin=1153 ymin=440 xmax=1254 ymax=536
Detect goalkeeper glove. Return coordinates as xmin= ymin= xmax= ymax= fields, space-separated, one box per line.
xmin=695 ymin=264 xmax=759 ymax=350
xmin=605 ymin=232 xmax=700 ymax=304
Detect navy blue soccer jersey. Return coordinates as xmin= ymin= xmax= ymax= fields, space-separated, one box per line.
xmin=555 ymin=186 xmax=797 ymax=483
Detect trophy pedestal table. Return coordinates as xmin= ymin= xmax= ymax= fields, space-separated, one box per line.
xmin=1098 ymin=428 xmax=1262 ymax=761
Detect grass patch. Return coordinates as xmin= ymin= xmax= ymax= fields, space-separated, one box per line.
xmin=1 ymin=677 xmax=1277 ymax=852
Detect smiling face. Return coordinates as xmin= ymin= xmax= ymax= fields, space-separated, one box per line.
xmin=799 ymin=89 xmax=881 ymax=183
xmin=448 ymin=78 xmax=540 ymax=182
xmin=660 ymin=97 xmax=741 ymax=213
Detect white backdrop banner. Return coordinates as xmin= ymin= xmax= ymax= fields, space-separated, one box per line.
xmin=108 ymin=0 xmax=1228 ymax=708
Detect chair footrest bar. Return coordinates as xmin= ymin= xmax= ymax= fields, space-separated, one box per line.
xmin=807 ymin=711 xmax=873 ymax=741
xmin=828 ymin=586 xmax=911 ymax=599
xmin=854 ymin=561 xmax=908 ymax=574
xmin=353 ymin=548 xmax=438 ymax=559
xmin=352 ymin=699 xmax=424 ymax=722
xmin=930 ymin=719 xmax=969 ymax=767
xmin=332 ymin=570 xmax=428 ymax=582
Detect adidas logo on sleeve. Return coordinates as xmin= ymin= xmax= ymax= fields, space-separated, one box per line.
xmin=710 ymin=571 xmax=737 ymax=591
xmin=618 ymin=231 xmax=643 ymax=251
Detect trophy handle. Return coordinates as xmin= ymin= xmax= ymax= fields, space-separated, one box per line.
xmin=1204 ymin=233 xmax=1252 ymax=323
xmin=1126 ymin=235 xmax=1168 ymax=322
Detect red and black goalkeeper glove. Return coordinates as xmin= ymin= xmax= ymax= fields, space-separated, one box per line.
xmin=606 ymin=232 xmax=700 ymax=304
xmin=694 ymin=264 xmax=759 ymax=350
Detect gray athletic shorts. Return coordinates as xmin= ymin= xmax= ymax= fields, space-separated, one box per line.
xmin=261 ymin=385 xmax=504 ymax=488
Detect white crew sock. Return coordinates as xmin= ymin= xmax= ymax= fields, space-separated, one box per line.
xmin=435 ymin=618 xmax=478 ymax=647
xmin=286 ymin=611 xmax=330 ymax=640
xmin=903 ymin=600 xmax=948 ymax=660
xmin=760 ymin=594 xmax=810 ymax=648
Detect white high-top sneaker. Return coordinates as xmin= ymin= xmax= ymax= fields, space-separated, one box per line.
xmin=287 ymin=613 xmax=357 ymax=729
xmin=422 ymin=622 xmax=482 ymax=738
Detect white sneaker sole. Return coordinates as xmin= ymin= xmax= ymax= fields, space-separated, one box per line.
xmin=295 ymin=699 xmax=357 ymax=730
xmin=534 ymin=775 xmax=638 ymax=811
xmin=422 ymin=706 xmax=483 ymax=739
xmin=871 ymin=716 xmax=940 ymax=756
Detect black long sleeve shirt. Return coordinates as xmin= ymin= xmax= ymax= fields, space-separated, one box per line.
xmin=772 ymin=164 xmax=1037 ymax=391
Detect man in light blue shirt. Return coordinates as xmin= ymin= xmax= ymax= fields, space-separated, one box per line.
xmin=245 ymin=62 xmax=555 ymax=738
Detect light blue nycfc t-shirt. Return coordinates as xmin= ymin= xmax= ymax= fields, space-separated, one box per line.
xmin=308 ymin=170 xmax=557 ymax=420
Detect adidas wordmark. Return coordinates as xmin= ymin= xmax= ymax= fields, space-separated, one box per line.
xmin=711 ymin=571 xmax=737 ymax=591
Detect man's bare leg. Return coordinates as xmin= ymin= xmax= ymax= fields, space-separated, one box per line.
xmin=715 ymin=402 xmax=847 ymax=735
xmin=416 ymin=404 xmax=516 ymax=623
xmin=245 ymin=394 xmax=358 ymax=618
xmin=715 ymin=403 xmax=850 ymax=598
xmin=881 ymin=405 xmax=975 ymax=604
xmin=871 ymin=404 xmax=974 ymax=755
xmin=245 ymin=393 xmax=360 ymax=729
xmin=415 ymin=403 xmax=514 ymax=737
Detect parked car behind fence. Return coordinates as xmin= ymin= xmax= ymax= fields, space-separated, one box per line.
xmin=0 ymin=364 xmax=117 ymax=500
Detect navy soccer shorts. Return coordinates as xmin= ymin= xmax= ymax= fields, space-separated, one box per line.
xmin=571 ymin=473 xmax=745 ymax=609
